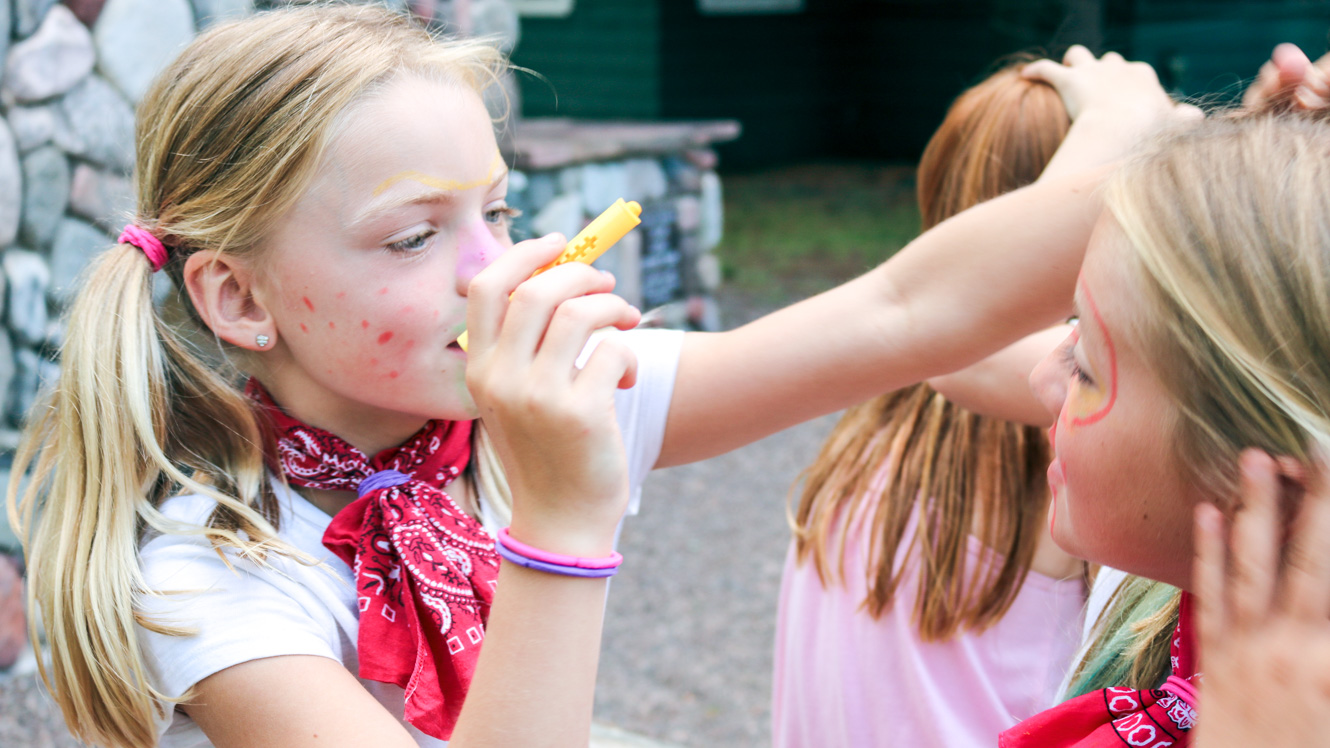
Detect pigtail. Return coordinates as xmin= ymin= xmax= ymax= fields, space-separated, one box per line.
xmin=8 ymin=242 xmax=282 ymax=747
xmin=471 ymin=421 xmax=513 ymax=525
xmin=1064 ymin=577 xmax=1180 ymax=699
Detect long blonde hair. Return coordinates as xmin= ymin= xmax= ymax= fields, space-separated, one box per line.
xmin=1071 ymin=110 xmax=1330 ymax=694
xmin=790 ymin=61 xmax=1069 ymax=640
xmin=6 ymin=6 xmax=508 ymax=746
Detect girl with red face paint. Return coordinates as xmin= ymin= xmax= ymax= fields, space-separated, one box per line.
xmin=6 ymin=6 xmax=1185 ymax=748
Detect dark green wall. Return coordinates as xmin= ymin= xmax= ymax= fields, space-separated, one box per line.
xmin=514 ymin=0 xmax=1330 ymax=169
xmin=512 ymin=0 xmax=662 ymax=119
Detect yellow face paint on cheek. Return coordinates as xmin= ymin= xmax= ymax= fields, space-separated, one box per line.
xmin=372 ymin=151 xmax=504 ymax=196
xmin=1067 ymin=284 xmax=1118 ymax=428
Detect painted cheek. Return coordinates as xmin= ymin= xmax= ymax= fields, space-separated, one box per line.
xmin=454 ymin=220 xmax=506 ymax=286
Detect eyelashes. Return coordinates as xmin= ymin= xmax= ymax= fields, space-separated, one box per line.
xmin=387 ymin=229 xmax=436 ymax=253
xmin=1061 ymin=341 xmax=1094 ymax=386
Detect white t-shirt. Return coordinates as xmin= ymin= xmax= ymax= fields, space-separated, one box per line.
xmin=136 ymin=329 xmax=683 ymax=747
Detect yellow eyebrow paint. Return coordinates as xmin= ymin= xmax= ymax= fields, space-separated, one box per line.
xmin=458 ymin=198 xmax=643 ymax=351
xmin=373 ymin=152 xmax=505 ymax=196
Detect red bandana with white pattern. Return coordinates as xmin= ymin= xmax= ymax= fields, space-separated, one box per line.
xmin=1001 ymin=592 xmax=1199 ymax=748
xmin=248 ymin=380 xmax=499 ymax=741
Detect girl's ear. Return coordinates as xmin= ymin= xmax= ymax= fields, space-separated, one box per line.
xmin=183 ymin=251 xmax=276 ymax=351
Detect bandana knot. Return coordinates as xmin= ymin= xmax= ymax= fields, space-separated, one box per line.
xmin=1000 ymin=592 xmax=1200 ymax=748
xmin=248 ymin=381 xmax=497 ymax=741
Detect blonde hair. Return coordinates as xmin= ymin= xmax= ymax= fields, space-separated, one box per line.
xmin=1071 ymin=110 xmax=1330 ymax=694
xmin=6 ymin=6 xmax=509 ymax=746
xmin=790 ymin=61 xmax=1069 ymax=640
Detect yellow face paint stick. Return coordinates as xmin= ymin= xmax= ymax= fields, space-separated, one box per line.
xmin=457 ymin=198 xmax=642 ymax=351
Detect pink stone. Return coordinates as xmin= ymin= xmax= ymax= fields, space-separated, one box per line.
xmin=63 ymin=0 xmax=107 ymax=27
xmin=0 ymin=555 xmax=27 ymax=671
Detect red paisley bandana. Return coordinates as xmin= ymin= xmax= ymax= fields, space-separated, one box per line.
xmin=248 ymin=381 xmax=499 ymax=741
xmin=1001 ymin=592 xmax=1199 ymax=748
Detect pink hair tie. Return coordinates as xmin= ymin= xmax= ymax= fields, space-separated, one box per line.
xmin=118 ymin=224 xmax=168 ymax=272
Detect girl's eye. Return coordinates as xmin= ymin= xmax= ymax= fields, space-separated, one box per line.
xmin=484 ymin=203 xmax=521 ymax=227
xmin=1060 ymin=344 xmax=1094 ymax=386
xmin=386 ymin=229 xmax=436 ymax=254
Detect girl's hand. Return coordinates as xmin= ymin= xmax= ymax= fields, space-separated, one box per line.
xmin=1242 ymin=43 xmax=1330 ymax=112
xmin=1023 ymin=46 xmax=1183 ymax=126
xmin=1192 ymin=449 xmax=1330 ymax=748
xmin=1024 ymin=46 xmax=1200 ymax=181
xmin=465 ymin=233 xmax=641 ymax=557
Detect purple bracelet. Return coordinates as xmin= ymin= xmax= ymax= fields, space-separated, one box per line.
xmin=495 ymin=541 xmax=620 ymax=578
xmin=495 ymin=527 xmax=623 ymax=578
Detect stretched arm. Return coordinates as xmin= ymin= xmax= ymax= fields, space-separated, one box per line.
xmin=927 ymin=325 xmax=1070 ymax=428
xmin=657 ymin=51 xmax=1184 ymax=467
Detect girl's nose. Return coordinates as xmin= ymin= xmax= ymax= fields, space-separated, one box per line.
xmin=1029 ymin=349 xmax=1069 ymax=422
xmin=455 ymin=221 xmax=507 ymax=294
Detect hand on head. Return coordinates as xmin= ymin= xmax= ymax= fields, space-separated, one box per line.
xmin=1242 ymin=43 xmax=1330 ymax=112
xmin=1022 ymin=45 xmax=1201 ymax=126
xmin=465 ymin=232 xmax=641 ymax=558
xmin=1192 ymin=448 xmax=1330 ymax=747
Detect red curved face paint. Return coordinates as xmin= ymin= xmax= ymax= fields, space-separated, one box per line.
xmin=1068 ymin=283 xmax=1118 ymax=427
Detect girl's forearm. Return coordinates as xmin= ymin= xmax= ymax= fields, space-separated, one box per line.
xmin=662 ymin=169 xmax=1103 ymax=466
xmin=448 ymin=563 xmax=609 ymax=748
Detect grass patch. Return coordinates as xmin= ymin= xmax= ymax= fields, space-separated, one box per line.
xmin=716 ymin=162 xmax=921 ymax=304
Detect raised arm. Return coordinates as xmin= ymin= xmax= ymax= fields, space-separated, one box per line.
xmin=926 ymin=325 xmax=1070 ymax=428
xmin=657 ymin=50 xmax=1185 ymax=467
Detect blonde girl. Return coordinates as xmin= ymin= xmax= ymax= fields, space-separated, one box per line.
xmin=993 ymin=100 xmax=1330 ymax=744
xmin=775 ymin=61 xmax=1082 ymax=748
xmin=7 ymin=5 xmax=1176 ymax=746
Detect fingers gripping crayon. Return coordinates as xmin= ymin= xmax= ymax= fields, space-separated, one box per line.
xmin=457 ymin=198 xmax=643 ymax=351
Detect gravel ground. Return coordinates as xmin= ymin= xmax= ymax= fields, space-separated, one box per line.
xmin=591 ymin=291 xmax=840 ymax=748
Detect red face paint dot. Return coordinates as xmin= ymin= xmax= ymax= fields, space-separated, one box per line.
xmin=302 ymin=296 xmax=315 ymax=312
xmin=328 ymin=321 xmax=336 ymax=329
xmin=300 ymin=323 xmax=308 ymax=333
xmin=361 ymin=320 xmax=370 ymax=329
xmin=378 ymin=331 xmax=394 ymax=345
xmin=388 ymin=371 xmax=400 ymax=379
xmin=369 ymin=358 xmax=379 ymax=367
xmin=336 ymin=292 xmax=346 ymax=299
xmin=404 ymin=339 xmax=415 ymax=350
xmin=378 ymin=287 xmax=389 ymax=295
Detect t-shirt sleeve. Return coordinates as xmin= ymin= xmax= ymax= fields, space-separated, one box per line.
xmin=608 ymin=328 xmax=684 ymax=515
xmin=136 ymin=503 xmax=345 ymax=699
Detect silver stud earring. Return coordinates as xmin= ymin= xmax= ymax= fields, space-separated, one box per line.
xmin=255 ymin=334 xmax=270 ymax=349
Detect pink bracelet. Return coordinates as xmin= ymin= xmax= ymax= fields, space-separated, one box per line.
xmin=496 ymin=527 xmax=623 ymax=570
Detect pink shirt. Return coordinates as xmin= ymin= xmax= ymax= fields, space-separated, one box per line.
xmin=773 ymin=507 xmax=1084 ymax=748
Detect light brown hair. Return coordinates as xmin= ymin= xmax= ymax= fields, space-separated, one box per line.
xmin=6 ymin=6 xmax=507 ymax=746
xmin=790 ymin=61 xmax=1070 ymax=640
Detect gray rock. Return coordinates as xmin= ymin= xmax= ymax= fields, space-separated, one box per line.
xmin=191 ymin=0 xmax=253 ymax=27
xmin=531 ymin=192 xmax=584 ymax=244
xmin=7 ymin=105 xmax=57 ymax=152
xmin=11 ymin=346 xmax=40 ymax=425
xmin=580 ymin=162 xmax=628 ymax=217
xmin=94 ymin=0 xmax=195 ymax=104
xmin=18 ymin=146 xmax=70 ymax=247
xmin=471 ymin=0 xmax=520 ymax=55
xmin=0 ymin=120 xmax=22 ymax=248
xmin=69 ymin=163 xmax=133 ymax=230
xmin=3 ymin=5 xmax=95 ymax=104
xmin=674 ymin=195 xmax=701 ymax=233
xmin=5 ymin=249 xmax=49 ymax=346
xmin=624 ymin=158 xmax=668 ymax=202
xmin=14 ymin=0 xmax=60 ymax=38
xmin=52 ymin=74 xmax=134 ymax=171
xmin=49 ymin=217 xmax=110 ymax=300
xmin=698 ymin=171 xmax=722 ymax=251
xmin=0 ymin=3 xmax=12 ymax=91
